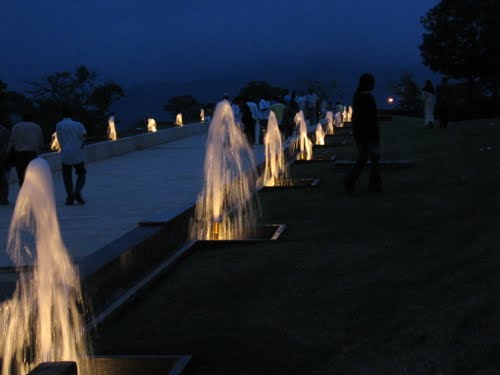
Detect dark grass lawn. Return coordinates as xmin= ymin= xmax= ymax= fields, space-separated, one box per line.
xmin=93 ymin=117 xmax=500 ymax=374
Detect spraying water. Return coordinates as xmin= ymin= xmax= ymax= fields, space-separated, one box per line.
xmin=175 ymin=113 xmax=183 ymax=126
xmin=0 ymin=159 xmax=91 ymax=375
xmin=325 ymin=111 xmax=334 ymax=135
xmin=263 ymin=111 xmax=288 ymax=187
xmin=315 ymin=123 xmax=325 ymax=145
xmin=200 ymin=109 xmax=205 ymax=123
xmin=291 ymin=111 xmax=313 ymax=160
xmin=190 ymin=100 xmax=258 ymax=240
xmin=147 ymin=118 xmax=157 ymax=132
xmin=50 ymin=132 xmax=60 ymax=151
xmin=108 ymin=116 xmax=118 ymax=141
xmin=347 ymin=106 xmax=353 ymax=122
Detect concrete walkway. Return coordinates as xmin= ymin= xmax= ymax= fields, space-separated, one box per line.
xmin=0 ymin=133 xmax=265 ymax=268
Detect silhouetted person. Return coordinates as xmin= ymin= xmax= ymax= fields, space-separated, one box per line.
xmin=344 ymin=73 xmax=381 ymax=194
xmin=9 ymin=112 xmax=43 ymax=187
xmin=56 ymin=106 xmax=87 ymax=205
xmin=437 ymin=78 xmax=449 ymax=129
xmin=282 ymin=98 xmax=298 ymax=139
xmin=422 ymin=80 xmax=435 ymax=128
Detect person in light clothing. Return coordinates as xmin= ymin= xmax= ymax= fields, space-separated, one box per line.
xmin=56 ymin=107 xmax=87 ymax=205
xmin=9 ymin=112 xmax=44 ymax=186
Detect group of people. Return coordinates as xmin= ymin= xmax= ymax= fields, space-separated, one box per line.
xmin=0 ymin=106 xmax=88 ymax=206
xmin=227 ymin=90 xmax=347 ymax=146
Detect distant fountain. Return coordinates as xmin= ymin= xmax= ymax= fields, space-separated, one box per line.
xmin=108 ymin=116 xmax=118 ymax=141
xmin=342 ymin=108 xmax=347 ymax=122
xmin=200 ymin=109 xmax=205 ymax=123
xmin=315 ymin=123 xmax=325 ymax=145
xmin=175 ymin=113 xmax=183 ymax=126
xmin=190 ymin=100 xmax=258 ymax=240
xmin=325 ymin=111 xmax=334 ymax=135
xmin=291 ymin=111 xmax=312 ymax=160
xmin=347 ymin=106 xmax=353 ymax=122
xmin=334 ymin=111 xmax=343 ymax=128
xmin=263 ymin=111 xmax=288 ymax=187
xmin=50 ymin=132 xmax=60 ymax=151
xmin=0 ymin=159 xmax=91 ymax=375
xmin=147 ymin=118 xmax=157 ymax=132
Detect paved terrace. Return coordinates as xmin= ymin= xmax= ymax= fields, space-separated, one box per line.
xmin=0 ymin=126 xmax=267 ymax=268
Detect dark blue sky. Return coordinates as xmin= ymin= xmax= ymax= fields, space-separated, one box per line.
xmin=1 ymin=0 xmax=440 ymax=103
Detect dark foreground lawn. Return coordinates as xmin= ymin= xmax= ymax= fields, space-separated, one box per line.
xmin=94 ymin=117 xmax=500 ymax=374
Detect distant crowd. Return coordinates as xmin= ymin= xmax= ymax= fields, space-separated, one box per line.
xmin=220 ymin=89 xmax=349 ymax=145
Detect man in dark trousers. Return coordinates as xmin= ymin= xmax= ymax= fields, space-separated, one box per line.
xmin=344 ymin=73 xmax=382 ymax=194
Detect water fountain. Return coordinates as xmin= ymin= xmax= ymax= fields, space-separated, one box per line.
xmin=262 ymin=112 xmax=288 ymax=187
xmin=347 ymin=106 xmax=353 ymax=122
xmin=315 ymin=123 xmax=325 ymax=146
xmin=175 ymin=113 xmax=183 ymax=127
xmin=291 ymin=111 xmax=312 ymax=161
xmin=325 ymin=111 xmax=334 ymax=135
xmin=200 ymin=109 xmax=205 ymax=123
xmin=108 ymin=116 xmax=118 ymax=141
xmin=190 ymin=100 xmax=259 ymax=241
xmin=147 ymin=118 xmax=157 ymax=132
xmin=0 ymin=158 xmax=91 ymax=375
xmin=50 ymin=132 xmax=60 ymax=151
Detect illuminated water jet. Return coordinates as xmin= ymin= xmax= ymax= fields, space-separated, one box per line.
xmin=315 ymin=123 xmax=325 ymax=145
xmin=147 ymin=118 xmax=157 ymax=132
xmin=325 ymin=111 xmax=334 ymax=135
xmin=291 ymin=111 xmax=312 ymax=160
xmin=263 ymin=111 xmax=288 ymax=187
xmin=50 ymin=132 xmax=60 ymax=151
xmin=108 ymin=116 xmax=118 ymax=141
xmin=175 ymin=113 xmax=183 ymax=126
xmin=200 ymin=109 xmax=205 ymax=123
xmin=0 ymin=159 xmax=91 ymax=375
xmin=190 ymin=100 xmax=258 ymax=240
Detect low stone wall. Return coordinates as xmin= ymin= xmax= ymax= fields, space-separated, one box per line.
xmin=9 ymin=122 xmax=208 ymax=183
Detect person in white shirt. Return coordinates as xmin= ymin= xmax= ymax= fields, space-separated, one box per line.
xmin=56 ymin=107 xmax=87 ymax=205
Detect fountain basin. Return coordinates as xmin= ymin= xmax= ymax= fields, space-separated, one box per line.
xmin=259 ymin=178 xmax=320 ymax=191
xmin=27 ymin=356 xmax=192 ymax=375
xmin=195 ymin=224 xmax=286 ymax=247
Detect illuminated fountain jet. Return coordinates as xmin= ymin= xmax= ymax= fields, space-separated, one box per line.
xmin=325 ymin=111 xmax=334 ymax=135
xmin=342 ymin=107 xmax=347 ymax=122
xmin=190 ymin=100 xmax=258 ymax=240
xmin=50 ymin=132 xmax=60 ymax=151
xmin=315 ymin=123 xmax=325 ymax=145
xmin=147 ymin=118 xmax=157 ymax=132
xmin=347 ymin=106 xmax=353 ymax=122
xmin=200 ymin=109 xmax=205 ymax=123
xmin=334 ymin=111 xmax=343 ymax=128
xmin=292 ymin=111 xmax=313 ymax=160
xmin=0 ymin=159 xmax=91 ymax=375
xmin=108 ymin=116 xmax=118 ymax=141
xmin=263 ymin=111 xmax=288 ymax=187
xmin=175 ymin=113 xmax=183 ymax=126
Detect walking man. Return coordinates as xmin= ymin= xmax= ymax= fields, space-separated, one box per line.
xmin=56 ymin=107 xmax=87 ymax=205
xmin=9 ymin=112 xmax=44 ymax=186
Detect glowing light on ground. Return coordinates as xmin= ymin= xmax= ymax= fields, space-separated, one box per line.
xmin=263 ymin=111 xmax=288 ymax=187
xmin=190 ymin=100 xmax=258 ymax=240
xmin=387 ymin=97 xmax=394 ymax=104
xmin=176 ymin=113 xmax=183 ymax=126
xmin=108 ymin=116 xmax=118 ymax=141
xmin=315 ymin=123 xmax=325 ymax=145
xmin=147 ymin=118 xmax=157 ymax=132
xmin=50 ymin=132 xmax=60 ymax=151
xmin=0 ymin=159 xmax=91 ymax=375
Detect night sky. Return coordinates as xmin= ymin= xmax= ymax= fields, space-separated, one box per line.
xmin=1 ymin=0 xmax=441 ymax=107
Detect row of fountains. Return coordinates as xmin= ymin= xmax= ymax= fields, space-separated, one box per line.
xmin=0 ymin=100 xmax=348 ymax=374
xmin=50 ymin=114 xmax=187 ymax=151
